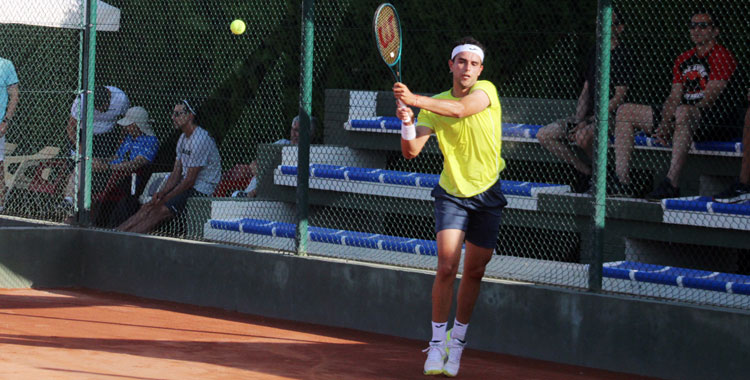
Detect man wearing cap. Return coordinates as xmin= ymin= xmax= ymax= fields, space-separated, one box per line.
xmin=93 ymin=106 xmax=159 ymax=174
xmin=89 ymin=106 xmax=159 ymax=227
xmin=393 ymin=36 xmax=505 ymax=377
xmin=0 ymin=56 xmax=19 ymax=211
xmin=117 ymin=100 xmax=220 ymax=233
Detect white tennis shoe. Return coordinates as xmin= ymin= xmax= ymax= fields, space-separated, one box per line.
xmin=422 ymin=340 xmax=446 ymax=375
xmin=443 ymin=334 xmax=466 ymax=377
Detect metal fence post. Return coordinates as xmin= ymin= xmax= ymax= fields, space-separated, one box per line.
xmin=589 ymin=0 xmax=612 ymax=291
xmin=295 ymin=0 xmax=314 ymax=256
xmin=75 ymin=0 xmax=98 ymax=226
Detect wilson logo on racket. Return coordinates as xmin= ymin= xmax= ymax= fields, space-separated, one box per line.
xmin=378 ymin=15 xmax=396 ymax=49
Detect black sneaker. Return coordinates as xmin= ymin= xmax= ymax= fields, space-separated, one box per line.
xmin=645 ymin=178 xmax=679 ymax=201
xmin=572 ymin=171 xmax=592 ymax=193
xmin=607 ymin=177 xmax=639 ymax=198
xmin=712 ymin=181 xmax=750 ymax=203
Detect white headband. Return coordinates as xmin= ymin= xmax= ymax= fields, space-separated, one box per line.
xmin=451 ymin=44 xmax=485 ymax=63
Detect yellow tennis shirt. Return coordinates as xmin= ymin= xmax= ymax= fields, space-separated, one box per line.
xmin=416 ymin=80 xmax=504 ymax=197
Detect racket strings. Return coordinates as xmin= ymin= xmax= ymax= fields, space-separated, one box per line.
xmin=375 ymin=7 xmax=400 ymax=65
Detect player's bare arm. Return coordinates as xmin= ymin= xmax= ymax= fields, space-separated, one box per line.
xmin=394 ymin=82 xmax=490 ymax=119
xmin=394 ymin=100 xmax=431 ymax=159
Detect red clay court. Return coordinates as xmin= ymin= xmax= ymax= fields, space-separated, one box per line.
xmin=0 ymin=288 xmax=655 ymax=380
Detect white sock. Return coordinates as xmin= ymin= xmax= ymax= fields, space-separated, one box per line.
xmin=431 ymin=321 xmax=447 ymax=342
xmin=451 ymin=319 xmax=468 ymax=342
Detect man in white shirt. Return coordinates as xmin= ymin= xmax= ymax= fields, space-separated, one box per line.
xmin=67 ymin=85 xmax=130 ymax=158
xmin=117 ymin=100 xmax=221 ymax=233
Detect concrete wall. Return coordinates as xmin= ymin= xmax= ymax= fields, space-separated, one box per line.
xmin=2 ymin=224 xmax=750 ymax=380
xmin=0 ymin=227 xmax=81 ymax=288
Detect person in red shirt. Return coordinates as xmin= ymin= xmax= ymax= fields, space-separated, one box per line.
xmin=613 ymin=9 xmax=740 ymax=200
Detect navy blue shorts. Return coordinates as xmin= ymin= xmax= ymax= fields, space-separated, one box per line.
xmin=431 ymin=180 xmax=507 ymax=249
xmin=165 ymin=188 xmax=207 ymax=216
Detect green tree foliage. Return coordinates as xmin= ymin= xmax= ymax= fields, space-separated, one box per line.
xmin=2 ymin=0 xmax=748 ymax=163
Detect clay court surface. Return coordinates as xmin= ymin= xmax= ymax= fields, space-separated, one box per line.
xmin=0 ymin=288 xmax=653 ymax=380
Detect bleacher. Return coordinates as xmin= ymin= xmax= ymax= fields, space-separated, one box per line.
xmin=201 ymin=88 xmax=749 ymax=306
xmin=204 ymin=215 xmax=750 ymax=309
xmin=345 ymin=115 xmax=744 ymax=156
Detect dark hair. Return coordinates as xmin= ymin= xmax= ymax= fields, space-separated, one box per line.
xmin=93 ymin=85 xmax=111 ymax=112
xmin=451 ymin=36 xmax=486 ymax=60
xmin=178 ymin=98 xmax=201 ymax=124
xmin=692 ymin=8 xmax=718 ymax=28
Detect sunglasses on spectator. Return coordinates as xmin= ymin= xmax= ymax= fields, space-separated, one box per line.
xmin=172 ymin=110 xmax=189 ymax=117
xmin=689 ymin=21 xmax=713 ymax=29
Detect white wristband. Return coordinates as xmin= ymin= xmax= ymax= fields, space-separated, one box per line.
xmin=401 ymin=121 xmax=416 ymax=140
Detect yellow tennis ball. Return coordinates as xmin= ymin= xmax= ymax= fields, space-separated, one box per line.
xmin=230 ymin=19 xmax=246 ymax=35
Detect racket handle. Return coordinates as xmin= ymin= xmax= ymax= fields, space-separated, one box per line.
xmin=397 ymin=99 xmax=412 ymax=126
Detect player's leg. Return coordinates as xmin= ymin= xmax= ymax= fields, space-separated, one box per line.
xmin=424 ymin=186 xmax=469 ymax=375
xmin=614 ymin=104 xmax=654 ymax=184
xmin=443 ymin=180 xmax=505 ymax=377
xmin=423 ymin=229 xmax=464 ymax=375
xmin=433 ymin=228 xmax=464 ymax=322
xmin=454 ymin=242 xmax=493 ymax=325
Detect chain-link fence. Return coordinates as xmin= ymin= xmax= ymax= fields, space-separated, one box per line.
xmin=1 ymin=0 xmax=748 ymax=310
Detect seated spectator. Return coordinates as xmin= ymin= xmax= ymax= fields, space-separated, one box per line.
xmin=232 ymin=115 xmax=316 ymax=198
xmin=117 ymin=100 xmax=221 ymax=233
xmin=713 ymin=89 xmax=750 ymax=203
xmin=537 ymin=9 xmax=635 ymax=193
xmin=63 ymin=85 xmax=130 ymax=209
xmin=614 ymin=9 xmax=741 ymax=200
xmin=67 ymin=85 xmax=130 ymax=158
xmin=89 ymin=106 xmax=159 ymax=227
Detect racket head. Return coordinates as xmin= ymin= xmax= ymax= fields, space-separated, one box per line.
xmin=373 ymin=3 xmax=403 ymax=82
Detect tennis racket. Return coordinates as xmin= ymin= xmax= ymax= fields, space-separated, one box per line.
xmin=373 ymin=3 xmax=411 ymax=125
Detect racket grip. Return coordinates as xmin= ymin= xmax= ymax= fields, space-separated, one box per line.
xmin=397 ymin=99 xmax=415 ymax=139
xmin=397 ymin=99 xmax=413 ymax=126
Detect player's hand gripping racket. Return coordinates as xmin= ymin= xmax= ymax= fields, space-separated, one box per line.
xmin=373 ymin=3 xmax=412 ymax=127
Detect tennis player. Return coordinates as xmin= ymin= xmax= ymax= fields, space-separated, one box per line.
xmin=393 ymin=36 xmax=505 ymax=377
